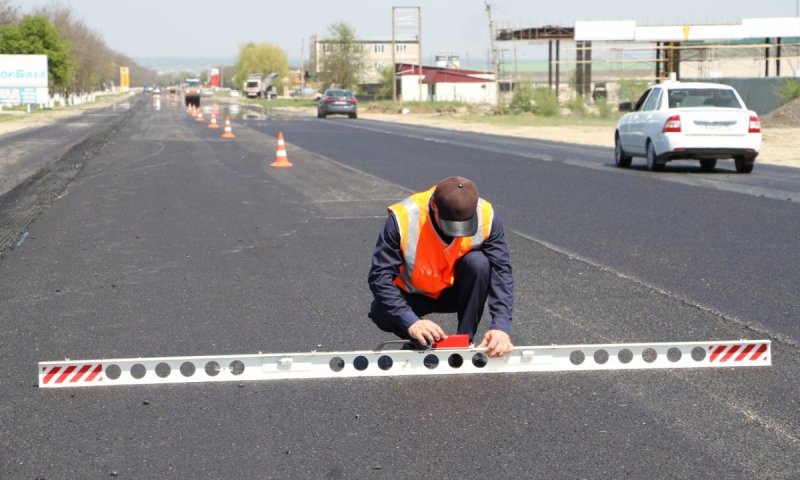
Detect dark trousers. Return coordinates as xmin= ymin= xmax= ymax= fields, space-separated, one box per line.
xmin=369 ymin=250 xmax=490 ymax=342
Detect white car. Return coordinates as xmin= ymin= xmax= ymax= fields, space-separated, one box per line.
xmin=615 ymin=81 xmax=761 ymax=173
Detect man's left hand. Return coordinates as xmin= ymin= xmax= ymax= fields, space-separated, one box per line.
xmin=478 ymin=329 xmax=513 ymax=358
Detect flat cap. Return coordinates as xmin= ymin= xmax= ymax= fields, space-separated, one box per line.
xmin=432 ymin=176 xmax=479 ymax=237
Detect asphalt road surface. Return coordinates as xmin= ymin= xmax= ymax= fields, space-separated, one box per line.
xmin=1 ymin=96 xmax=798 ymax=479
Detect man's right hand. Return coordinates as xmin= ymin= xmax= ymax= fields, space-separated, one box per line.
xmin=407 ymin=319 xmax=445 ymax=346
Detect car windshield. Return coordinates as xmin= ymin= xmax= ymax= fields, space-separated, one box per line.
xmin=667 ymin=88 xmax=741 ymax=109
xmin=326 ymin=90 xmax=352 ymax=98
xmin=185 ymin=80 xmax=200 ymax=88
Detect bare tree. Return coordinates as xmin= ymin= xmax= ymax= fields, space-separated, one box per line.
xmin=33 ymin=4 xmax=158 ymax=92
xmin=0 ymin=0 xmax=18 ymax=26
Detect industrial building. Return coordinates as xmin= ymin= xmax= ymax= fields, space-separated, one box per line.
xmin=495 ymin=17 xmax=800 ymax=106
xmin=309 ymin=17 xmax=799 ymax=108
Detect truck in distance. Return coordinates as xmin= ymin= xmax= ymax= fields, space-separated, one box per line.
xmin=184 ymin=78 xmax=202 ymax=107
xmin=244 ymin=73 xmax=279 ymax=99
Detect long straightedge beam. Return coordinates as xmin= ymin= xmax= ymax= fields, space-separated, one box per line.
xmin=38 ymin=340 xmax=771 ymax=389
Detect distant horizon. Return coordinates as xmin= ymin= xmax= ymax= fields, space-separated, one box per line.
xmin=132 ymin=54 xmax=505 ymax=75
xmin=15 ymin=0 xmax=793 ymax=66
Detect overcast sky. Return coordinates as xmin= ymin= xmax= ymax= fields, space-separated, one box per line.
xmin=10 ymin=0 xmax=798 ymax=63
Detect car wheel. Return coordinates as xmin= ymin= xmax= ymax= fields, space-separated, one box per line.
xmin=734 ymin=156 xmax=754 ymax=174
xmin=317 ymin=110 xmax=325 ymax=119
xmin=349 ymin=112 xmax=357 ymax=119
xmin=646 ymin=142 xmax=664 ymax=172
xmin=700 ymin=159 xmax=717 ymax=171
xmin=614 ymin=135 xmax=632 ymax=168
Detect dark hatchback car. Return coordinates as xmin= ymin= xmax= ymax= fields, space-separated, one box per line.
xmin=317 ymin=89 xmax=358 ymax=119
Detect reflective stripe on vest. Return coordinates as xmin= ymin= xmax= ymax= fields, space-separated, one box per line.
xmin=389 ymin=187 xmax=494 ymax=298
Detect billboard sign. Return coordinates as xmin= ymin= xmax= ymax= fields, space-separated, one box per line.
xmin=210 ymin=68 xmax=220 ymax=88
xmin=119 ymin=66 xmax=130 ymax=91
xmin=0 ymin=54 xmax=49 ymax=105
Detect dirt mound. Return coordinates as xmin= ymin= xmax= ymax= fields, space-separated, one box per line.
xmin=761 ymin=98 xmax=800 ymax=128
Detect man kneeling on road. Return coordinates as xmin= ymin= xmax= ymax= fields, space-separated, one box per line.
xmin=368 ymin=176 xmax=514 ymax=357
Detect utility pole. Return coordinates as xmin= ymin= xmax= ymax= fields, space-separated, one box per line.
xmin=392 ymin=9 xmax=397 ymax=101
xmin=485 ymin=2 xmax=499 ymax=105
xmin=418 ymin=9 xmax=423 ymax=102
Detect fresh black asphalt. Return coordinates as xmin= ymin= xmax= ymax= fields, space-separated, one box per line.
xmin=0 ymin=97 xmax=798 ymax=478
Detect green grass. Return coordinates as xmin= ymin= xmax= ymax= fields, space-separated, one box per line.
xmin=1 ymin=104 xmax=28 ymax=112
xmin=364 ymin=100 xmax=471 ymax=113
xmin=0 ymin=106 xmax=50 ymax=117
xmin=450 ymin=113 xmax=621 ymax=128
xmin=0 ymin=93 xmax=131 ymax=123
xmin=215 ymin=94 xmax=319 ymax=109
xmin=361 ymin=101 xmax=620 ymax=127
xmin=211 ymin=94 xmax=622 ymax=128
xmin=246 ymin=98 xmax=318 ymax=108
xmin=360 ymin=99 xmax=622 ymax=127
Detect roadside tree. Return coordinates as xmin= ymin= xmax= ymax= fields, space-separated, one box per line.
xmin=776 ymin=78 xmax=800 ymax=104
xmin=233 ymin=42 xmax=288 ymax=91
xmin=0 ymin=15 xmax=75 ymax=91
xmin=376 ymin=66 xmax=394 ymax=100
xmin=617 ymin=78 xmax=648 ymax=105
xmin=34 ymin=6 xmax=111 ymax=92
xmin=318 ymin=22 xmax=366 ymax=91
xmin=509 ymin=81 xmax=536 ymax=113
xmin=33 ymin=5 xmax=158 ymax=92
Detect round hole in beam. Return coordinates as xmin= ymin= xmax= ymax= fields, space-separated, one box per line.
xmin=378 ymin=355 xmax=393 ymax=370
xmin=229 ymin=360 xmax=245 ymax=376
xmin=472 ymin=353 xmax=488 ymax=368
xmin=569 ymin=350 xmax=585 ymax=366
xmin=691 ymin=347 xmax=706 ymax=362
xmin=180 ymin=362 xmax=196 ymax=377
xmin=667 ymin=347 xmax=682 ymax=362
xmin=205 ymin=361 xmax=221 ymax=377
xmin=617 ymin=349 xmax=633 ymax=364
xmin=130 ymin=363 xmax=146 ymax=379
xmin=353 ymin=356 xmax=369 ymax=371
xmin=448 ymin=354 xmax=464 ymax=368
xmin=642 ymin=348 xmax=658 ymax=363
xmin=155 ymin=362 xmax=171 ymax=378
xmin=106 ymin=364 xmax=121 ymax=380
xmin=593 ymin=349 xmax=609 ymax=364
xmin=423 ymin=354 xmax=439 ymax=369
xmin=329 ymin=357 xmax=345 ymax=372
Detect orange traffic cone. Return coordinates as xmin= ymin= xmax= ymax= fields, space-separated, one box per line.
xmin=208 ymin=113 xmax=219 ymax=129
xmin=270 ymin=131 xmax=293 ymax=168
xmin=195 ymin=108 xmax=204 ymax=122
xmin=221 ymin=116 xmax=235 ymax=139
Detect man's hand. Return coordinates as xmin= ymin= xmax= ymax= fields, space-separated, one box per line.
xmin=478 ymin=329 xmax=513 ymax=358
xmin=407 ymin=319 xmax=445 ymax=346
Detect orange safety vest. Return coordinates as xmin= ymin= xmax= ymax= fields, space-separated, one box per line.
xmin=389 ymin=186 xmax=494 ymax=298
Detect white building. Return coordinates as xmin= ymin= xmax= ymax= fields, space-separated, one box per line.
xmin=310 ymin=36 xmax=421 ymax=85
xmin=396 ymin=64 xmax=497 ymax=104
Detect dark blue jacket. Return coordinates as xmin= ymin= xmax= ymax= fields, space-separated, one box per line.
xmin=368 ymin=211 xmax=514 ymax=333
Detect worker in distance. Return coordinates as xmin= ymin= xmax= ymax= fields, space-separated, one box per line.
xmin=368 ymin=176 xmax=514 ymax=357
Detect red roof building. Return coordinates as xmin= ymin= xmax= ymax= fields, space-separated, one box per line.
xmin=395 ymin=63 xmax=497 ymax=104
